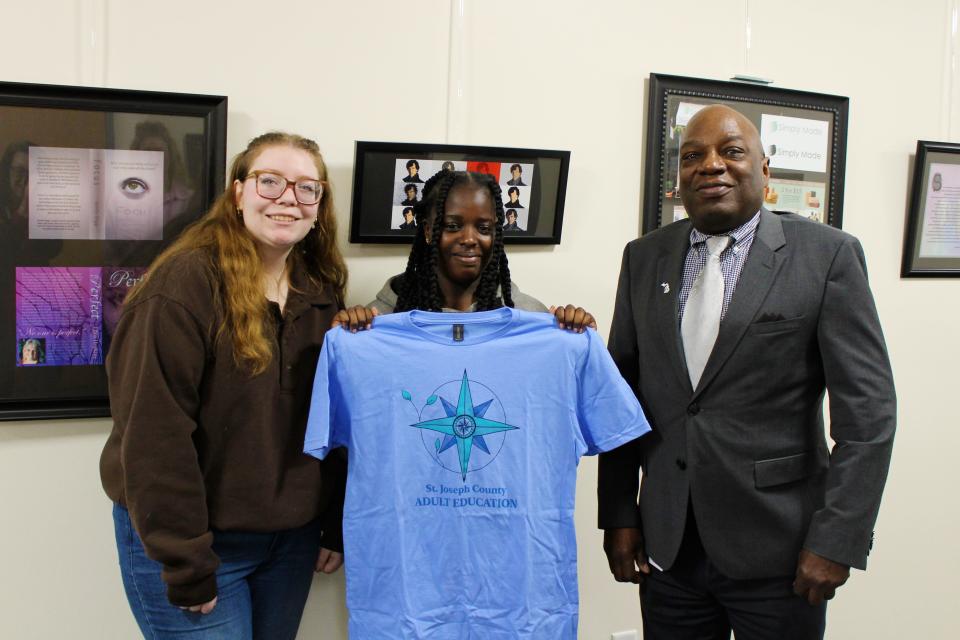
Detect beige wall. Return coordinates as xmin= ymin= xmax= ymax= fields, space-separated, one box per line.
xmin=0 ymin=1 xmax=957 ymax=637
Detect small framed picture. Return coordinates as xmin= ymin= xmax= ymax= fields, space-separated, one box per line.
xmin=349 ymin=141 xmax=570 ymax=244
xmin=902 ymin=140 xmax=960 ymax=277
xmin=0 ymin=80 xmax=227 ymax=421
xmin=643 ymin=73 xmax=849 ymax=232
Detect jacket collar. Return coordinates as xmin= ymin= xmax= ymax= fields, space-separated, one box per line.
xmin=282 ymin=268 xmax=335 ymax=321
xmin=692 ymin=208 xmax=786 ymax=396
xmin=656 ymin=208 xmax=787 ymax=396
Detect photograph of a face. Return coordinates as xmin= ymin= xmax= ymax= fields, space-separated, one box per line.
xmin=350 ymin=142 xmax=569 ymax=244
xmin=390 ymin=159 xmax=467 ymax=231
xmin=387 ymin=158 xmax=536 ymax=234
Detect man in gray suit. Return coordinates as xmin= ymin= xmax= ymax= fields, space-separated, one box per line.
xmin=598 ymin=105 xmax=895 ymax=639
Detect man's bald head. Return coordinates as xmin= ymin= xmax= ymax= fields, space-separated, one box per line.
xmin=686 ymin=105 xmax=763 ymax=153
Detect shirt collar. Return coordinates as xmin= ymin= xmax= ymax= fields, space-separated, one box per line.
xmin=282 ymin=267 xmax=335 ymax=320
xmin=688 ymin=209 xmax=761 ymax=250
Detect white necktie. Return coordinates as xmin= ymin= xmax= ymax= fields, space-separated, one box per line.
xmin=681 ymin=235 xmax=730 ymax=388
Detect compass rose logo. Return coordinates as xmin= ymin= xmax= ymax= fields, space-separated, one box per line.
xmin=407 ymin=370 xmax=519 ymax=480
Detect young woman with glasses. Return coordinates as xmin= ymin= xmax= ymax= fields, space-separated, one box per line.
xmin=101 ymin=132 xmax=348 ymax=639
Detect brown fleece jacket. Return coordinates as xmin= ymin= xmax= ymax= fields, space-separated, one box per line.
xmin=100 ymin=249 xmax=344 ymax=606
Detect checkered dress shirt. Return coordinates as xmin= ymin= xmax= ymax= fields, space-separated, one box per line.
xmin=678 ymin=211 xmax=761 ymax=323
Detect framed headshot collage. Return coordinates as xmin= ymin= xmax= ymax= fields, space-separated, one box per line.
xmin=349 ymin=141 xmax=571 ymax=244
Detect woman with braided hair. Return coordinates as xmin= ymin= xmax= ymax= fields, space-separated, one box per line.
xmin=333 ymin=169 xmax=594 ymax=329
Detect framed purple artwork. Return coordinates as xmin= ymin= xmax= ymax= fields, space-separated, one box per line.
xmin=0 ymin=81 xmax=226 ymax=421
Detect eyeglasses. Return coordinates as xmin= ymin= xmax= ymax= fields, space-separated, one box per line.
xmin=245 ymin=170 xmax=324 ymax=205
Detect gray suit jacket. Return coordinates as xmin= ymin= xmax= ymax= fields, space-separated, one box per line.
xmin=598 ymin=209 xmax=895 ymax=579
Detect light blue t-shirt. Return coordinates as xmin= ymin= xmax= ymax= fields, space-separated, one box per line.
xmin=305 ymin=308 xmax=650 ymax=639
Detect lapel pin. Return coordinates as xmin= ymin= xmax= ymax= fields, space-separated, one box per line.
xmin=660 ymin=282 xmax=670 ymax=294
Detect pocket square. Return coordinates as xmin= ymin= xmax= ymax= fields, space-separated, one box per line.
xmin=755 ymin=312 xmax=785 ymax=323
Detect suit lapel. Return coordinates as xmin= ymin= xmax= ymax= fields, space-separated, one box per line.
xmin=656 ymin=223 xmax=693 ymax=393
xmin=693 ymin=209 xmax=786 ymax=397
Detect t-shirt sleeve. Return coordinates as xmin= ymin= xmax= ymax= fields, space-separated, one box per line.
xmin=575 ymin=329 xmax=651 ymax=456
xmin=305 ymin=330 xmax=348 ymax=459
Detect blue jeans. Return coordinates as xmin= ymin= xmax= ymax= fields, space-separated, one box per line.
xmin=112 ymin=504 xmax=321 ymax=640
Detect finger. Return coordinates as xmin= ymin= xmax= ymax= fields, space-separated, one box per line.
xmin=322 ymin=552 xmax=344 ymax=573
xmin=200 ymin=598 xmax=217 ymax=615
xmin=330 ymin=311 xmax=347 ymax=329
xmin=572 ymin=307 xmax=587 ymax=333
xmin=350 ymin=307 xmax=370 ymax=331
xmin=353 ymin=307 xmax=366 ymax=332
xmin=793 ymin=574 xmax=821 ymax=606
xmin=551 ymin=306 xmax=566 ymax=329
xmin=556 ymin=304 xmax=575 ymax=330
xmin=560 ymin=306 xmax=580 ymax=331
xmin=585 ymin=313 xmax=598 ymax=330
xmin=321 ymin=557 xmax=339 ymax=573
xmin=637 ymin=553 xmax=651 ymax=575
xmin=316 ymin=547 xmax=332 ymax=572
xmin=610 ymin=554 xmax=640 ymax=583
xmin=563 ymin=306 xmax=587 ymax=333
xmin=807 ymin=588 xmax=825 ymax=606
xmin=792 ymin=578 xmax=807 ymax=598
xmin=346 ymin=307 xmax=362 ymax=332
xmin=793 ymin=585 xmax=813 ymax=606
xmin=620 ymin=559 xmax=641 ymax=584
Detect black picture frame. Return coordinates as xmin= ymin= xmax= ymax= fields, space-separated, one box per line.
xmin=349 ymin=141 xmax=570 ymax=244
xmin=902 ymin=140 xmax=960 ymax=277
xmin=0 ymin=80 xmax=227 ymax=421
xmin=643 ymin=73 xmax=849 ymax=233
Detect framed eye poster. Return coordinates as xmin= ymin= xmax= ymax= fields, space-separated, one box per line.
xmin=643 ymin=73 xmax=849 ymax=233
xmin=349 ymin=141 xmax=570 ymax=244
xmin=0 ymin=81 xmax=227 ymax=421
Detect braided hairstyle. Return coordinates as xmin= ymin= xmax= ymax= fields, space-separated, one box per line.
xmin=394 ymin=169 xmax=514 ymax=312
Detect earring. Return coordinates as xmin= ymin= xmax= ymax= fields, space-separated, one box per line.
xmin=236 ymin=207 xmax=243 ymax=218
